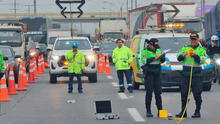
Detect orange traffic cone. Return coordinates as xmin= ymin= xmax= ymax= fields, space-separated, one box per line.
xmin=28 ymin=58 xmax=35 ymax=83
xmin=98 ymin=54 xmax=104 ymax=73
xmin=17 ymin=62 xmax=27 ymax=91
xmin=38 ymin=55 xmax=42 ymax=74
xmin=102 ymin=54 xmax=106 ymax=72
xmin=8 ymin=64 xmax=18 ymax=95
xmin=42 ymin=55 xmax=45 ymax=72
xmin=105 ymin=56 xmax=112 ymax=75
xmin=22 ymin=61 xmax=30 ymax=86
xmin=34 ymin=57 xmax=38 ymax=79
xmin=0 ymin=73 xmax=11 ymax=102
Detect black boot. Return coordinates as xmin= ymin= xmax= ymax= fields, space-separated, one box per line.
xmin=192 ymin=111 xmax=201 ymax=118
xmin=78 ymin=90 xmax=83 ymax=93
xmin=193 ymin=100 xmax=201 ymax=118
xmin=146 ymin=105 xmax=153 ymax=117
xmin=176 ymin=100 xmax=187 ymax=118
xmin=146 ymin=112 xmax=153 ymax=117
xmin=146 ymin=111 xmax=153 ymax=117
xmin=176 ymin=111 xmax=187 ymax=118
xmin=128 ymin=89 xmax=133 ymax=93
xmin=118 ymin=89 xmax=124 ymax=93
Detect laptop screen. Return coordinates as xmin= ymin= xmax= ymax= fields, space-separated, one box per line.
xmin=95 ymin=100 xmax=112 ymax=113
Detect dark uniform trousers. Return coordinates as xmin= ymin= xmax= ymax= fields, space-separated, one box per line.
xmin=181 ymin=76 xmax=203 ymax=113
xmin=144 ymin=73 xmax=162 ymax=112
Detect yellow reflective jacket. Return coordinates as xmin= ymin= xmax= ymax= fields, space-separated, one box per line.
xmin=65 ymin=50 xmax=85 ymax=74
xmin=112 ymin=45 xmax=133 ymax=70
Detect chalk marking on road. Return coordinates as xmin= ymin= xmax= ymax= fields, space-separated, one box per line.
xmin=66 ymin=99 xmax=76 ymax=104
xmin=112 ymin=82 xmax=119 ymax=87
xmin=107 ymin=75 xmax=113 ymax=79
xmin=118 ymin=93 xmax=128 ymax=99
xmin=128 ymin=95 xmax=134 ymax=98
xmin=128 ymin=108 xmax=146 ymax=122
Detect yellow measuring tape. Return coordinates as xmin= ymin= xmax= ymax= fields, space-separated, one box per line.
xmin=159 ymin=61 xmax=194 ymax=124
xmin=173 ymin=62 xmax=194 ymax=124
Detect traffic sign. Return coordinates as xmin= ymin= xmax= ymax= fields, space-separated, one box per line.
xmin=56 ymin=0 xmax=85 ymax=18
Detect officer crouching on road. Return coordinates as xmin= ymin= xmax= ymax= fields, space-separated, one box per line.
xmin=112 ymin=39 xmax=133 ymax=93
xmin=141 ymin=38 xmax=165 ymax=117
xmin=65 ymin=42 xmax=85 ymax=93
xmin=176 ymin=33 xmax=206 ymax=118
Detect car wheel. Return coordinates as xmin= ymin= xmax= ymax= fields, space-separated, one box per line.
xmin=50 ymin=73 xmax=57 ymax=84
xmin=131 ymin=71 xmax=140 ymax=90
xmin=88 ymin=73 xmax=97 ymax=83
xmin=203 ymin=83 xmax=212 ymax=91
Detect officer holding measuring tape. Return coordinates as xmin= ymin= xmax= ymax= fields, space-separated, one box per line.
xmin=176 ymin=33 xmax=207 ymax=118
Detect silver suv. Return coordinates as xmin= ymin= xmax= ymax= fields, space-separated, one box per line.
xmin=49 ymin=37 xmax=97 ymax=83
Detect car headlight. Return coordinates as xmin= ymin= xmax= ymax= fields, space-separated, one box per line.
xmin=63 ymin=60 xmax=69 ymax=66
xmin=216 ymin=59 xmax=220 ymax=65
xmin=29 ymin=51 xmax=36 ymax=57
xmin=52 ymin=56 xmax=60 ymax=61
xmin=86 ymin=55 xmax=95 ymax=61
xmin=16 ymin=58 xmax=22 ymax=62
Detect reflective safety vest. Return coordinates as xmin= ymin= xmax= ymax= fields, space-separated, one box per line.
xmin=0 ymin=51 xmax=5 ymax=72
xmin=177 ymin=45 xmax=207 ymax=76
xmin=140 ymin=48 xmax=162 ymax=65
xmin=141 ymin=48 xmax=163 ymax=75
xmin=112 ymin=45 xmax=133 ymax=70
xmin=65 ymin=50 xmax=85 ymax=74
xmin=177 ymin=45 xmax=206 ymax=66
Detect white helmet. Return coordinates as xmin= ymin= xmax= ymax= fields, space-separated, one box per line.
xmin=211 ymin=35 xmax=219 ymax=41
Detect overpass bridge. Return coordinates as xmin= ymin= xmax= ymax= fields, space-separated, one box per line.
xmin=0 ymin=12 xmax=127 ymax=26
xmin=0 ymin=12 xmax=127 ymax=19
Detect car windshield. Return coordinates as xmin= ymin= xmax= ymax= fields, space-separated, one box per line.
xmin=54 ymin=39 xmax=91 ymax=50
xmin=49 ymin=37 xmax=57 ymax=44
xmin=0 ymin=47 xmax=13 ymax=57
xmin=27 ymin=33 xmax=47 ymax=43
xmin=159 ymin=37 xmax=189 ymax=53
xmin=145 ymin=37 xmax=189 ymax=53
xmin=103 ymin=33 xmax=123 ymax=39
xmin=100 ymin=43 xmax=116 ymax=51
xmin=0 ymin=31 xmax=22 ymax=46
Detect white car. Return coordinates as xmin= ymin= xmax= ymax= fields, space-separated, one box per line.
xmin=47 ymin=36 xmax=57 ymax=50
xmin=131 ymin=33 xmax=215 ymax=91
xmin=49 ymin=37 xmax=98 ymax=83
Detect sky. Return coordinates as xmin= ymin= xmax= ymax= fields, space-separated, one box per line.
xmin=0 ymin=0 xmax=219 ymax=14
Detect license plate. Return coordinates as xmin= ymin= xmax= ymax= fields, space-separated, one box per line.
xmin=171 ymin=65 xmax=183 ymax=70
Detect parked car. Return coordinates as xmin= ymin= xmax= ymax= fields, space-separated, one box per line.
xmin=0 ymin=46 xmax=22 ymax=83
xmin=99 ymin=42 xmax=116 ymax=63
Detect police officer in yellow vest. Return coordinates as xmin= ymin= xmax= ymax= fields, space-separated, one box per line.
xmin=112 ymin=39 xmax=133 ymax=93
xmin=176 ymin=33 xmax=206 ymax=118
xmin=141 ymin=38 xmax=165 ymax=117
xmin=65 ymin=42 xmax=85 ymax=93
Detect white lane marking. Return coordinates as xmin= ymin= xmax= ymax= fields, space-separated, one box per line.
xmin=118 ymin=93 xmax=128 ymax=99
xmin=107 ymin=76 xmax=113 ymax=79
xmin=112 ymin=82 xmax=119 ymax=87
xmin=128 ymin=108 xmax=146 ymax=122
